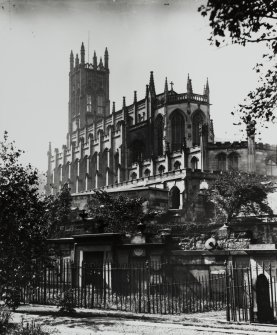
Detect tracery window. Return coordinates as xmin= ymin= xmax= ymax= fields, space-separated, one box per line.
xmin=228 ymin=152 xmax=239 ymax=170
xmin=217 ymin=153 xmax=227 ymax=171
xmin=191 ymin=157 xmax=199 ymax=170
xmin=154 ymin=114 xmax=164 ymax=156
xmin=192 ymin=111 xmax=204 ymax=146
xmin=171 ymin=110 xmax=185 ymax=152
xmin=130 ymin=140 xmax=145 ymax=163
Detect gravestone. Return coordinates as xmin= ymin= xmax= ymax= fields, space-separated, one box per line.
xmin=256 ymin=274 xmax=274 ymax=323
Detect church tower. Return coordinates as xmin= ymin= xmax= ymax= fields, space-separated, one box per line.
xmin=68 ymin=42 xmax=110 ymax=140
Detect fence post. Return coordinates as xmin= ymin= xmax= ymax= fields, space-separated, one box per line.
xmin=146 ymin=261 xmax=151 ymax=313
xmin=225 ymin=262 xmax=230 ymax=322
xmin=248 ymin=264 xmax=254 ymax=323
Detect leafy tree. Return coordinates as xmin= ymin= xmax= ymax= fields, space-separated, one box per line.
xmin=0 ymin=132 xmax=51 ymax=308
xmin=207 ymin=170 xmax=274 ymax=225
xmin=44 ymin=183 xmax=72 ymax=237
xmin=85 ymin=190 xmax=163 ymax=234
xmin=198 ymin=0 xmax=277 ymax=125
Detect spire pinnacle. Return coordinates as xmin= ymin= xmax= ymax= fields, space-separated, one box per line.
xmin=75 ymin=54 xmax=79 ymax=67
xmin=112 ymin=101 xmax=115 ymax=113
xmin=187 ymin=74 xmax=193 ymax=94
xmin=80 ymin=42 xmax=85 ymax=64
xmin=149 ymin=71 xmax=156 ymax=95
xmin=93 ymin=51 xmax=97 ymax=68
xmin=70 ymin=50 xmax=74 ymax=71
xmin=99 ymin=57 xmax=103 ymax=68
xmin=104 ymin=47 xmax=109 ymax=69
xmin=145 ymin=84 xmax=149 ymax=97
xmin=122 ymin=96 xmax=126 ymax=108
xmin=134 ymin=91 xmax=137 ymax=104
xmin=164 ymin=77 xmax=168 ymax=93
xmin=205 ymin=77 xmax=210 ymax=95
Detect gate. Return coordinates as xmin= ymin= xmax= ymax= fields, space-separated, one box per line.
xmin=227 ymin=263 xmax=277 ymax=323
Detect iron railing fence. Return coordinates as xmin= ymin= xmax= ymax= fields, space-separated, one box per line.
xmin=226 ymin=263 xmax=277 ymax=323
xmin=14 ymin=261 xmax=227 ymax=315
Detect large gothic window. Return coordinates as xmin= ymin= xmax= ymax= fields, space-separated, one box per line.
xmin=154 ymin=114 xmax=163 ymax=156
xmin=130 ymin=140 xmax=145 ymax=163
xmin=228 ymin=152 xmax=239 ymax=170
xmin=217 ymin=153 xmax=227 ymax=171
xmin=171 ymin=110 xmax=185 ymax=152
xmin=192 ymin=111 xmax=204 ymax=146
xmin=97 ymin=95 xmax=104 ymax=116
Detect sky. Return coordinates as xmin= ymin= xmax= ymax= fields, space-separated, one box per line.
xmin=0 ymin=0 xmax=275 ymax=172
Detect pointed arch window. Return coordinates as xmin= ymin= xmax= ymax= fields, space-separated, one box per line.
xmin=217 ymin=153 xmax=227 ymax=171
xmin=154 ymin=114 xmax=164 ymax=156
xmin=144 ymin=168 xmax=151 ymax=177
xmin=170 ymin=186 xmax=180 ymax=209
xmin=191 ymin=157 xmax=199 ymax=170
xmin=266 ymin=157 xmax=277 ymax=176
xmin=171 ymin=110 xmax=185 ymax=152
xmin=228 ymin=152 xmax=239 ymax=170
xmin=130 ymin=140 xmax=145 ymax=163
xmin=192 ymin=111 xmax=204 ymax=146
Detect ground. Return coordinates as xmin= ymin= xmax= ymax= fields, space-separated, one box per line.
xmin=10 ymin=305 xmax=277 ymax=335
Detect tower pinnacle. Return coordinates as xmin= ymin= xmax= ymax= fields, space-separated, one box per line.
xmin=93 ymin=51 xmax=97 ymax=68
xmin=149 ymin=71 xmax=156 ymax=96
xmin=99 ymin=57 xmax=103 ymax=68
xmin=187 ymin=74 xmax=193 ymax=94
xmin=80 ymin=42 xmax=85 ymax=64
xmin=164 ymin=77 xmax=168 ymax=93
xmin=104 ymin=47 xmax=109 ymax=69
xmin=70 ymin=50 xmax=74 ymax=71
xmin=205 ymin=78 xmax=210 ymax=95
xmin=75 ymin=54 xmax=79 ymax=67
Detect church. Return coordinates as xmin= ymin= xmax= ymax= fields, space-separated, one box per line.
xmin=46 ymin=42 xmax=277 ymax=212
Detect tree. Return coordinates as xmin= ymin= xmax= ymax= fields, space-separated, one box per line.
xmin=85 ymin=190 xmax=163 ymax=235
xmin=198 ymin=1 xmax=277 ymax=125
xmin=207 ymin=170 xmax=274 ymax=225
xmin=44 ymin=183 xmax=72 ymax=237
xmin=0 ymin=132 xmax=51 ymax=308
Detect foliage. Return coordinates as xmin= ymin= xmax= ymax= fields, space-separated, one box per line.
xmin=44 ymin=183 xmax=72 ymax=237
xmin=206 ymin=170 xmax=274 ymax=225
xmin=0 ymin=306 xmax=12 ymax=334
xmin=0 ymin=132 xmax=52 ymax=309
xmin=198 ymin=0 xmax=277 ymax=125
xmin=57 ymin=289 xmax=76 ymax=314
xmin=86 ymin=190 xmax=161 ymax=234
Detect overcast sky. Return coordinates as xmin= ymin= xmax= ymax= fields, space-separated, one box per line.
xmin=0 ymin=0 xmax=275 ymax=172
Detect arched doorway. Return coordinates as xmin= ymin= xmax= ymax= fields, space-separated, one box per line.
xmin=170 ymin=186 xmax=180 ymax=209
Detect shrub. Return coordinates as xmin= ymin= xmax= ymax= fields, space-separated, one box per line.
xmin=2 ymin=287 xmax=21 ymax=311
xmin=57 ymin=289 xmax=76 ymax=314
xmin=0 ymin=306 xmax=12 ymax=334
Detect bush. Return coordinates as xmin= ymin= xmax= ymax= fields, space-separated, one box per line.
xmin=0 ymin=306 xmax=12 ymax=334
xmin=57 ymin=289 xmax=76 ymax=314
xmin=2 ymin=287 xmax=21 ymax=311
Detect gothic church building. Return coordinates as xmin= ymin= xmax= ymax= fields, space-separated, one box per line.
xmin=46 ymin=43 xmax=277 ymax=211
